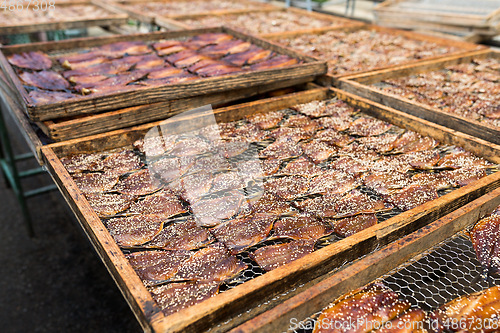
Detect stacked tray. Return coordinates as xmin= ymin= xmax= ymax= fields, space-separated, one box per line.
xmin=230 ymin=186 xmax=500 ymax=333
xmin=41 ymin=87 xmax=500 ymax=332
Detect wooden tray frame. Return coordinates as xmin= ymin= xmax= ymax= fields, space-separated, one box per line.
xmin=41 ymin=87 xmax=500 ymax=333
xmin=264 ymin=24 xmax=485 ymax=86
xmin=338 ymin=49 xmax=500 ymax=146
xmin=155 ymin=7 xmax=364 ymax=37
xmin=374 ymin=0 xmax=500 ymax=28
xmin=38 ymin=78 xmax=317 ymax=142
xmin=229 ymin=185 xmax=500 ymax=333
xmin=0 ymin=26 xmax=327 ymax=122
xmin=0 ymin=0 xmax=128 ymax=35
xmin=106 ymin=0 xmax=277 ymax=25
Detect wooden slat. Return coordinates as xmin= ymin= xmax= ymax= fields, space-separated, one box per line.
xmin=229 ymin=186 xmax=500 ymax=333
xmin=339 ymin=49 xmax=500 ymax=145
xmin=41 ymin=86 xmax=500 ymax=333
xmin=0 ymin=26 xmax=327 ymax=121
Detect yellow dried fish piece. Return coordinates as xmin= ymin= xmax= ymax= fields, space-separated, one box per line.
xmin=72 ymin=172 xmax=119 ymax=194
xmin=332 ymin=214 xmax=378 ymax=238
xmin=384 ymin=185 xmax=438 ymax=211
xmin=126 ymin=190 xmax=187 ymax=218
xmin=85 ymin=193 xmax=137 ymax=217
xmin=113 ymin=169 xmax=163 ymax=196
xmin=249 ymin=240 xmax=315 ymax=272
xmin=150 ymin=281 xmax=220 ymax=317
xmin=272 ymin=214 xmax=333 ymax=241
xmin=211 ymin=213 xmax=277 ymax=254
xmin=126 ymin=250 xmax=192 ymax=286
xmin=106 ymin=215 xmax=166 ymax=247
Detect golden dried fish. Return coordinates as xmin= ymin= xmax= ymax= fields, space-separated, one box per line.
xmin=106 ymin=214 xmax=165 ymax=247
xmin=113 ymin=169 xmax=163 ymax=196
xmin=314 ymin=284 xmax=410 ymax=333
xmin=169 ymin=138 xmax=213 ymax=157
xmin=7 ymin=51 xmax=52 ymax=70
xmin=85 ymin=193 xmax=137 ymax=217
xmin=72 ymin=172 xmax=119 ymax=194
xmin=249 ymin=240 xmax=315 ymax=272
xmin=364 ymin=172 xmax=411 ymax=195
xmin=441 ymin=168 xmax=487 ymax=187
xmin=309 ymin=170 xmax=360 ymax=196
xmin=335 ymin=190 xmax=392 ymax=218
xmin=279 ymin=157 xmax=322 ymax=177
xmin=152 ymin=40 xmax=187 ymax=56
xmin=429 ymin=285 xmax=500 ymax=333
xmin=470 ymin=214 xmax=500 ymax=275
xmin=315 ymin=129 xmax=355 ymax=148
xmin=99 ymin=41 xmax=151 ymax=58
xmin=144 ymin=218 xmax=214 ymax=251
xmin=147 ymin=67 xmax=186 ymax=80
xmin=348 ymin=117 xmax=392 ymax=137
xmin=19 ymin=71 xmax=69 ymax=91
xmin=357 ymin=134 xmax=399 ymax=153
xmin=190 ymin=190 xmax=246 ymax=227
xmin=200 ymin=40 xmax=252 ymax=58
xmin=169 ymin=171 xmax=213 ymax=203
xmin=211 ymin=171 xmax=247 ymax=193
xmin=188 ymin=33 xmax=234 ymax=48
xmin=149 ymin=156 xmax=196 ymax=183
xmin=374 ymin=308 xmax=426 ymax=333
xmin=264 ymin=176 xmax=310 ymax=200
xmin=392 ymin=131 xmax=438 ymax=154
xmin=259 ymin=137 xmax=303 ymax=160
xmin=301 ymin=140 xmax=339 ymax=164
xmin=61 ymin=153 xmax=105 ymax=174
xmin=174 ymin=243 xmax=247 ymax=282
xmin=222 ymin=45 xmax=274 ymax=66
xmin=437 ymin=147 xmax=492 ymax=169
xmin=246 ymin=111 xmax=284 ymax=130
xmin=332 ymin=213 xmax=378 ymax=238
xmin=410 ymin=173 xmax=452 ymax=191
xmin=249 ymin=55 xmax=299 ymax=71
xmin=211 ymin=213 xmax=276 ymax=254
xmin=242 ymin=191 xmax=295 ymax=216
xmin=126 ymin=250 xmax=192 ymax=286
xmin=127 ymin=190 xmax=187 ymax=218
xmin=133 ymin=135 xmax=178 ymax=157
xmin=150 ymin=281 xmax=220 ymax=317
xmin=385 ymin=185 xmax=438 ymax=211
xmin=272 ymin=214 xmax=333 ymax=241
xmin=87 ymin=150 xmax=143 ymax=175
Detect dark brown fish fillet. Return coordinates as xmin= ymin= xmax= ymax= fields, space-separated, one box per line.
xmin=149 ymin=156 xmax=196 ymax=183
xmin=236 ymin=159 xmax=281 ymax=181
xmin=85 ymin=193 xmax=137 ymax=217
xmin=133 ymin=134 xmax=178 ymax=157
xmin=348 ymin=117 xmax=393 ymax=137
xmin=126 ymin=250 xmax=192 ymax=286
xmin=87 ymin=150 xmax=143 ymax=175
xmin=230 ymin=123 xmax=268 ymax=142
xmin=61 ymin=153 xmax=105 ymax=174
xmin=29 ymin=90 xmax=78 ymax=105
xmin=211 ymin=213 xmax=276 ymax=254
xmin=375 ymin=308 xmax=426 ymax=333
xmin=187 ymin=155 xmax=231 ymax=174
xmin=150 ymin=281 xmax=220 ymax=317
xmin=170 ymin=171 xmax=213 ymax=203
xmin=72 ymin=172 xmax=119 ymax=194
xmin=19 ymin=71 xmax=69 ymax=91
xmin=314 ymin=284 xmax=410 ymax=333
xmin=242 ymin=191 xmax=295 ymax=216
xmin=8 ymin=51 xmax=52 ymax=70
xmin=317 ymin=116 xmax=352 ymax=132
xmin=249 ymin=240 xmax=315 ymax=272
xmin=364 ymin=172 xmax=411 ymax=195
xmin=294 ymin=194 xmax=338 ymax=218
xmin=315 ymin=129 xmax=355 ymax=147
xmin=470 ymin=215 xmax=500 ymax=275
xmin=211 ymin=171 xmax=247 ymax=193
xmin=279 ymin=157 xmax=322 ymax=177
xmin=332 ymin=213 xmax=378 ymax=238
xmin=335 ymin=190 xmax=392 ymax=218
xmin=187 ymin=33 xmax=234 ymax=48
xmin=106 ymin=215 xmax=165 ymax=247
xmin=199 ymin=40 xmax=252 ymax=58
xmin=440 ymin=168 xmax=487 ymax=187
xmin=259 ymin=137 xmax=303 ymax=160
xmin=429 ymin=285 xmax=500 ymax=333
xmin=301 ymin=139 xmax=339 ymax=164
xmin=61 ymin=61 xmax=130 ymax=78
xmin=272 ymin=214 xmax=333 ymax=241
xmin=76 ymin=71 xmax=148 ymax=94
xmin=329 ymin=156 xmax=374 ymax=174
xmin=249 ymin=55 xmax=299 ymax=71
xmin=373 ymin=151 xmax=439 ymax=173
xmin=392 ymin=131 xmax=438 ymax=154
xmin=270 ymin=127 xmax=312 ymax=142
xmin=213 ymin=140 xmax=248 ymax=159
xmin=246 ymin=111 xmax=284 ymax=130
xmin=357 ymin=133 xmax=399 ymax=153
xmin=99 ymin=41 xmax=151 ymax=58
xmin=407 ymin=151 xmax=440 ymax=170
xmin=264 ymin=176 xmax=310 ymax=200
xmin=410 ymin=173 xmax=452 ymax=191
xmin=174 ymin=243 xmax=247 ymax=282
xmin=127 ymin=190 xmax=187 ymax=218
xmin=308 ymin=170 xmax=360 ymax=195
xmin=190 ymin=190 xmax=245 ymax=227
xmin=282 ymin=115 xmax=321 ymax=132
xmin=68 ymin=74 xmax=108 ymax=86
xmin=144 ymin=218 xmax=214 ymax=251
xmin=169 ymin=138 xmax=213 ymax=157
xmin=384 ymin=184 xmax=438 ymax=211
xmin=115 ymin=168 xmax=162 ymax=195
xmin=437 ymin=147 xmax=492 ymax=169
xmin=223 ymin=45 xmax=273 ymax=66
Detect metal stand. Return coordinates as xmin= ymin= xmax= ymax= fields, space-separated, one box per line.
xmin=0 ymin=100 xmax=57 ymax=237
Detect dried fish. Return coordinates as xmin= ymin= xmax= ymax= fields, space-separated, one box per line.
xmin=242 ymin=191 xmax=295 ymax=216
xmin=213 ymin=140 xmax=248 ymax=159
xmin=249 ymin=240 xmax=315 ymax=272
xmin=329 ymin=156 xmax=374 ymax=174
xmin=348 ymin=117 xmax=392 ymax=137
xmin=249 ymin=54 xmax=299 ymax=71
xmin=364 ymin=172 xmax=411 ymax=195
xmin=375 ymin=308 xmax=426 ymax=333
xmin=106 ymin=215 xmax=165 ymax=247
xmin=264 ymin=176 xmax=310 ymax=200
xmin=410 ymin=173 xmax=452 ymax=191
xmin=357 ymin=133 xmax=399 ymax=153
xmin=317 ymin=116 xmax=352 ymax=132
xmin=169 ymin=138 xmax=213 ymax=157
xmin=210 ymin=171 xmax=247 ymax=193
xmin=332 ymin=213 xmax=378 ymax=238
xmin=169 ymin=171 xmax=213 ymax=203
xmin=259 ymin=137 xmax=303 ymax=160
xmin=87 ymin=150 xmax=143 ymax=175
xmin=113 ymin=169 xmax=163 ymax=196
xmin=72 ymin=172 xmax=119 ymax=194
xmin=237 ymin=159 xmax=281 ymax=181
xmin=246 ymin=111 xmax=284 ymax=130
xmin=282 ymin=114 xmax=321 ymax=132
xmin=85 ymin=193 xmax=137 ymax=217
xmin=440 ymin=168 xmax=487 ymax=187
xmin=7 ymin=51 xmax=52 ymax=70
xmin=19 ymin=71 xmax=69 ymax=91
xmin=272 ymin=214 xmax=333 ymax=241
xmin=470 ymin=214 xmax=500 ymax=275
xmin=384 ymin=185 xmax=438 ymax=211
xmin=190 ymin=190 xmax=246 ymax=227
xmin=308 ymin=170 xmax=360 ymax=196
xmin=301 ymin=140 xmax=339 ymax=164
xmin=61 ymin=153 xmax=105 ymax=174
xmin=188 ymin=33 xmax=234 ymax=48
xmin=437 ymin=147 xmax=492 ymax=169
xmin=133 ymin=135 xmax=178 ymax=157
xmin=197 ymin=122 xmax=237 ymax=141
xmin=315 ymin=129 xmax=355 ymax=148
xmin=334 ymin=190 xmax=392 ymax=218
xmin=294 ymin=194 xmax=339 ymax=218
xmin=278 ymin=157 xmax=322 ymax=177
xmin=149 ymin=156 xmax=196 ymax=183
xmin=270 ymin=127 xmax=313 ymax=142
xmin=29 ymin=90 xmax=78 ymax=105
xmin=127 ymin=189 xmax=187 ymax=218
xmin=392 ymin=131 xmax=438 ymax=154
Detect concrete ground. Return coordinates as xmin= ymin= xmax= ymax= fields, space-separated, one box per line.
xmin=0 ymin=112 xmax=142 ymax=332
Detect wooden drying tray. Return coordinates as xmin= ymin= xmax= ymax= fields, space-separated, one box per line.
xmin=374 ymin=0 xmax=500 ymax=28
xmin=38 ymin=79 xmax=317 ymax=142
xmin=41 ymin=86 xmax=500 ymax=333
xmin=155 ymin=7 xmax=364 ymax=36
xmin=0 ymin=0 xmax=128 ymax=35
xmin=106 ymin=0 xmax=277 ymax=25
xmin=338 ymin=49 xmax=500 ymax=146
xmin=263 ymin=24 xmax=485 ymax=86
xmin=0 ymin=26 xmax=327 ymax=122
xmin=229 ymin=183 xmax=500 ymax=333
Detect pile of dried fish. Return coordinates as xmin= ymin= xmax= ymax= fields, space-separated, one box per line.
xmin=7 ymin=33 xmax=300 ymax=105
xmin=374 ymin=58 xmax=500 ymax=127
xmin=62 ymin=97 xmax=494 ymax=316
xmin=276 ymin=29 xmax=462 ymax=75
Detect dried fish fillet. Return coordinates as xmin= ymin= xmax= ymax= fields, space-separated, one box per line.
xmin=392 ymin=131 xmax=438 ymax=154
xmin=72 ymin=172 xmax=119 ymax=194
xmin=127 ymin=190 xmax=187 ymax=218
xmin=279 ymin=157 xmax=322 ymax=177
xmin=126 ymin=250 xmax=192 ymax=286
xmin=211 ymin=213 xmax=276 ymax=254
xmin=246 ymin=111 xmax=284 ymax=130
xmin=150 ymin=281 xmax=220 ymax=317
xmin=144 ymin=218 xmax=214 ymax=251
xmin=29 ymin=90 xmax=78 ymax=105
xmin=190 ymin=190 xmax=246 ymax=227
xmin=437 ymin=147 xmax=492 ymax=169
xmin=133 ymin=135 xmax=178 ymax=157
xmin=85 ymin=193 xmax=136 ymax=217
xmin=20 ymin=71 xmax=69 ymax=91
xmin=187 ymin=155 xmax=231 ymax=175
xmin=213 ymin=140 xmax=248 ymax=159
xmin=410 ymin=173 xmax=452 ymax=191
xmin=294 ymin=194 xmax=339 ymax=218
xmin=317 ymin=116 xmax=352 ymax=132
xmin=113 ymin=169 xmax=163 ymax=196
xmin=375 ymin=308 xmax=426 ymax=333
xmin=441 ymin=168 xmax=487 ymax=187
xmin=315 ymin=129 xmax=354 ymax=148
xmin=174 ymin=243 xmax=247 ymax=282
xmin=106 ymin=215 xmax=165 ymax=247
xmin=198 ymin=123 xmax=237 ymax=141
xmin=237 ymin=159 xmax=280 ymax=181
xmin=242 ymin=192 xmax=295 ymax=216
xmin=308 ymin=170 xmax=360 ymax=196
xmin=87 ymin=150 xmax=142 ymax=175
xmin=364 ymin=172 xmax=411 ymax=195
xmin=272 ymin=214 xmax=333 ymax=241
xmin=348 ymin=117 xmax=392 ymax=137
xmin=332 ymin=213 xmax=378 ymax=238
xmin=230 ymin=124 xmax=268 ymax=142
xmin=8 ymin=51 xmax=52 ymax=70
xmin=384 ymin=185 xmax=438 ymax=211
xmin=329 ymin=156 xmax=374 ymax=174
xmin=249 ymin=54 xmax=299 ymax=71
xmin=249 ymin=240 xmax=315 ymax=272
xmin=188 ymin=33 xmax=234 ymax=48
xmin=264 ymin=176 xmax=310 ymax=200
xmin=270 ymin=127 xmax=312 ymax=142
xmin=334 ymin=190 xmax=392 ymax=218
xmin=211 ymin=171 xmax=247 ymax=193
xmin=301 ymin=140 xmax=339 ymax=164
xmin=470 ymin=215 xmax=500 ymax=275
xmin=357 ymin=133 xmax=399 ymax=153
xmin=282 ymin=115 xmax=321 ymax=132
xmin=169 ymin=138 xmax=213 ymax=157
xmin=170 ymin=171 xmax=213 ymax=203
xmin=259 ymin=137 xmax=303 ymax=160
xmin=61 ymin=153 xmax=105 ymax=174
xmin=149 ymin=156 xmax=196 ymax=183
